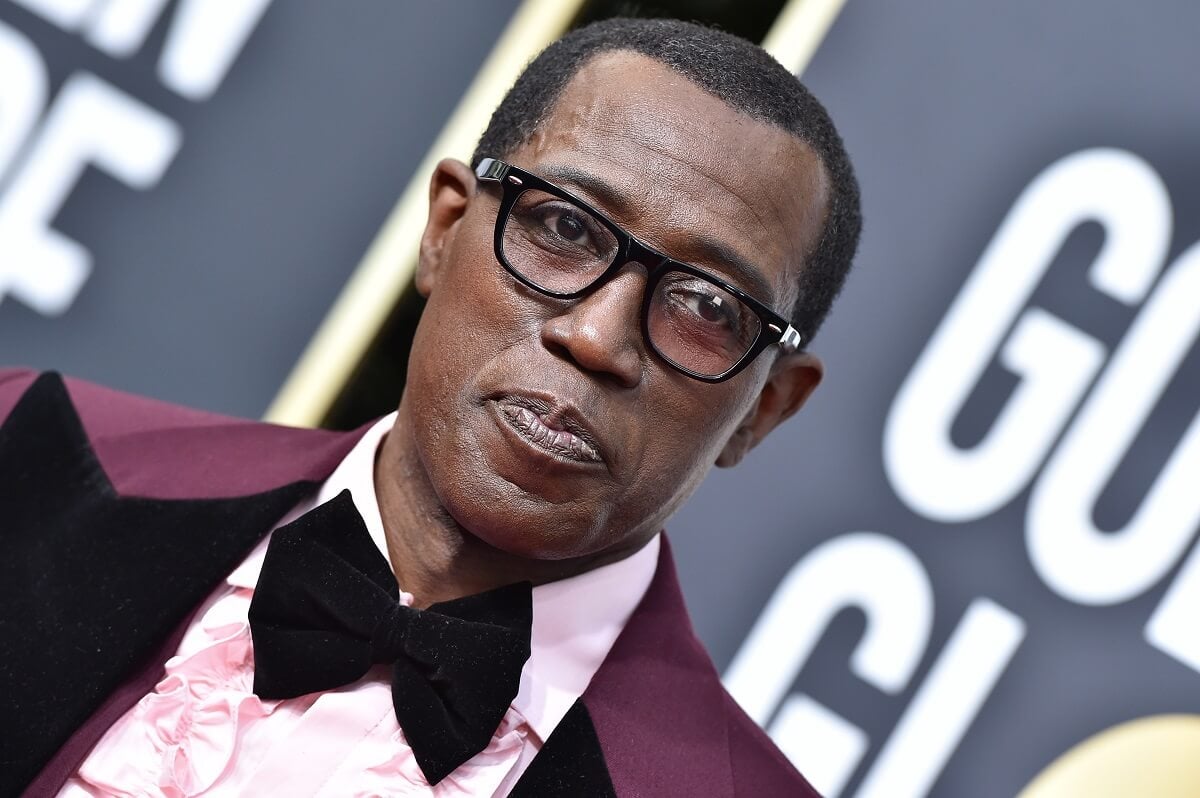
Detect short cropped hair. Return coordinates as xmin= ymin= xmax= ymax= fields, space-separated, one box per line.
xmin=472 ymin=17 xmax=861 ymax=346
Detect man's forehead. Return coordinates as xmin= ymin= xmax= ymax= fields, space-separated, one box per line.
xmin=528 ymin=52 xmax=792 ymax=171
xmin=512 ymin=51 xmax=830 ymax=306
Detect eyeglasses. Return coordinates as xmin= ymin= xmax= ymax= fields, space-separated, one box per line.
xmin=474 ymin=158 xmax=803 ymax=382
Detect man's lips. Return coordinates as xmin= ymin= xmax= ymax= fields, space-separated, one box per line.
xmin=492 ymin=395 xmax=605 ymax=465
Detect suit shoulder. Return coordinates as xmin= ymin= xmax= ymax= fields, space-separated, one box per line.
xmin=0 ymin=370 xmax=357 ymax=497
xmin=0 ymin=369 xmax=287 ymax=436
xmin=722 ymin=690 xmax=824 ymax=797
xmin=1 ymin=369 xmax=259 ymax=432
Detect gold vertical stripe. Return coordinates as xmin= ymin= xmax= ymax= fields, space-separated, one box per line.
xmin=761 ymin=0 xmax=848 ymax=75
xmin=265 ymin=0 xmax=585 ymax=427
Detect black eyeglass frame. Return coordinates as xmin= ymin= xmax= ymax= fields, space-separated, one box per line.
xmin=474 ymin=157 xmax=804 ymax=383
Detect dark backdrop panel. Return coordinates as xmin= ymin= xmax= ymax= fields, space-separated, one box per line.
xmin=0 ymin=0 xmax=519 ymax=418
xmin=672 ymin=1 xmax=1200 ymax=796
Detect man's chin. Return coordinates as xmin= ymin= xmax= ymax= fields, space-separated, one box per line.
xmin=415 ymin=401 xmax=620 ymax=561
xmin=443 ymin=495 xmax=606 ymax=563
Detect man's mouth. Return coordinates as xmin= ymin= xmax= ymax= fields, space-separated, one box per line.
xmin=495 ymin=397 xmax=604 ymax=465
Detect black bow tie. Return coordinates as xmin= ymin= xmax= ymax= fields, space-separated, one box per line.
xmin=247 ymin=490 xmax=533 ymax=785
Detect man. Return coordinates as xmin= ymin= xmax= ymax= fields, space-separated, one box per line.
xmin=0 ymin=17 xmax=860 ymax=797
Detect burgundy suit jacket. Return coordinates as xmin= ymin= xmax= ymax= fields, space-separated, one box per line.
xmin=0 ymin=369 xmax=817 ymax=797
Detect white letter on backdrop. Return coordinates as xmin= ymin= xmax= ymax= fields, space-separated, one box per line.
xmin=0 ymin=73 xmax=180 ymax=315
xmin=0 ymin=20 xmax=48 ymax=183
xmin=83 ymin=0 xmax=273 ymax=100
xmin=855 ymin=599 xmax=1025 ymax=798
xmin=884 ymin=149 xmax=1170 ymax=522
xmin=1147 ymin=527 xmax=1200 ymax=673
xmin=156 ymin=0 xmax=274 ymax=100
xmin=8 ymin=0 xmax=94 ymax=31
xmin=1028 ymin=239 xmax=1200 ymax=604
xmin=723 ymin=533 xmax=934 ymax=796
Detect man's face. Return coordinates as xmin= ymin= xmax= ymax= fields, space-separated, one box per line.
xmin=398 ymin=51 xmax=828 ymax=562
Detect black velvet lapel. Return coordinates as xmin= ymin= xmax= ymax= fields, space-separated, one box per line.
xmin=0 ymin=373 xmax=313 ymax=797
xmin=510 ymin=700 xmax=616 ymax=797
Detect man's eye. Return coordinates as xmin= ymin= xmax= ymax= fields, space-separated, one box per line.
xmin=552 ymin=212 xmax=587 ymax=241
xmin=697 ymin=294 xmax=729 ymax=323
xmin=540 ymin=209 xmax=593 ymax=247
xmin=691 ymin=293 xmax=734 ymax=325
xmin=671 ymin=286 xmax=739 ymax=328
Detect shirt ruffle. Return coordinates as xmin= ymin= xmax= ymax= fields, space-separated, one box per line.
xmin=352 ymin=710 xmax=531 ymax=797
xmin=63 ymin=585 xmax=535 ymax=797
xmin=66 ymin=587 xmax=280 ymax=796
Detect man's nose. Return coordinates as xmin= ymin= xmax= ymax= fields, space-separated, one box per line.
xmin=540 ymin=268 xmax=646 ymax=388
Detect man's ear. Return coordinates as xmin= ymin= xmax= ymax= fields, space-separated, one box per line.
xmin=716 ymin=352 xmax=824 ymax=468
xmin=415 ymin=158 xmax=477 ymax=297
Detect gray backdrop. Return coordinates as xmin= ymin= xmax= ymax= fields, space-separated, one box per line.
xmin=0 ymin=0 xmax=517 ymax=416
xmin=678 ymin=1 xmax=1200 ymax=795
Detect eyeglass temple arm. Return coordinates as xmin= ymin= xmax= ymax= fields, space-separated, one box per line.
xmin=768 ymin=323 xmax=803 ymax=352
xmin=475 ymin=158 xmax=507 ymax=181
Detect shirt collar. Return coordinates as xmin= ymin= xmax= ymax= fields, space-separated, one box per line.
xmin=231 ymin=412 xmax=659 ymax=745
xmin=518 ymin=533 xmax=659 ymax=743
xmin=313 ymin=412 xmax=394 ymax=559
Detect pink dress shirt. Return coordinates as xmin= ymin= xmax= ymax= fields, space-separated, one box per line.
xmin=58 ymin=413 xmax=660 ymax=797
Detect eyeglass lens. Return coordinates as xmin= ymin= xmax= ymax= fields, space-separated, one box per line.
xmin=501 ymin=188 xmax=763 ymax=377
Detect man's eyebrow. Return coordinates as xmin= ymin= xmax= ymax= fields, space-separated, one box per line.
xmin=538 ymin=164 xmax=780 ymax=306
xmin=687 ymin=235 xmax=777 ymax=306
xmin=539 ymin=164 xmax=635 ymax=216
